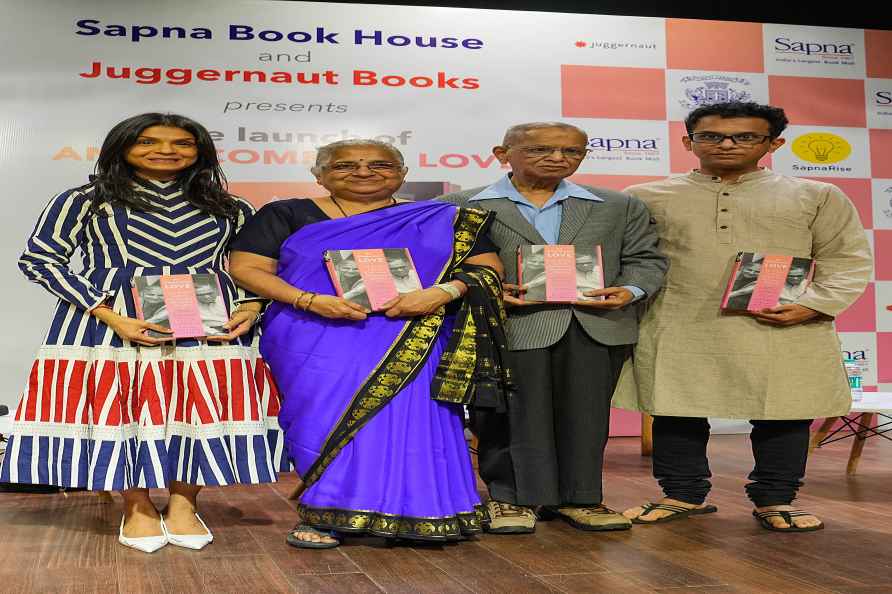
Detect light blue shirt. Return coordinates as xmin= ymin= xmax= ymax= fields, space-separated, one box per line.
xmin=470 ymin=175 xmax=644 ymax=301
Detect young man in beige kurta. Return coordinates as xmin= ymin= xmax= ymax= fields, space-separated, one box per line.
xmin=616 ymin=102 xmax=871 ymax=532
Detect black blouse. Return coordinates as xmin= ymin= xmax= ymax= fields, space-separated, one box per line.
xmin=231 ymin=199 xmax=498 ymax=260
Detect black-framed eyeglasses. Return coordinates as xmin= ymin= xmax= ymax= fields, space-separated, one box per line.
xmin=324 ymin=160 xmax=402 ymax=174
xmin=508 ymin=145 xmax=589 ymax=159
xmin=688 ymin=132 xmax=772 ymax=146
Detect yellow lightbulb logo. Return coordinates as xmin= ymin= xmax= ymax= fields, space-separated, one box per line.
xmin=792 ymin=133 xmax=852 ymax=164
xmin=807 ymin=139 xmax=835 ymax=161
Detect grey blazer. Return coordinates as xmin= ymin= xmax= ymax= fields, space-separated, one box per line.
xmin=440 ymin=184 xmax=667 ymax=350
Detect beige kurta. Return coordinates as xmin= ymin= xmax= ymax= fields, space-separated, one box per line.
xmin=613 ymin=169 xmax=872 ymax=419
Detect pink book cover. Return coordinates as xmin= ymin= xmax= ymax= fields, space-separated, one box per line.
xmin=324 ymin=249 xmax=420 ymax=312
xmin=160 ymin=275 xmax=207 ymax=338
xmin=747 ymin=255 xmax=794 ymax=312
xmin=352 ymin=249 xmax=400 ymax=310
xmin=518 ymin=245 xmax=604 ymax=302
xmin=132 ymin=274 xmax=228 ymax=339
xmin=544 ymin=245 xmax=578 ymax=302
xmin=721 ymin=253 xmax=814 ymax=312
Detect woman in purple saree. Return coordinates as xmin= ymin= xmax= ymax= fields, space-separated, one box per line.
xmin=230 ymin=140 xmax=511 ymax=548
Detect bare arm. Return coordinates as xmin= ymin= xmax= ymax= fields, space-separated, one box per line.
xmin=229 ymin=250 xmax=368 ymax=320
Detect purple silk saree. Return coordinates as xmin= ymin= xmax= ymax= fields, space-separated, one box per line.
xmin=261 ymin=201 xmax=492 ymax=540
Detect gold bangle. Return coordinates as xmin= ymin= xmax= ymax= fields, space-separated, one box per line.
xmin=304 ymin=293 xmax=318 ymax=311
xmin=298 ymin=291 xmax=314 ymax=310
xmin=291 ymin=291 xmax=306 ymax=310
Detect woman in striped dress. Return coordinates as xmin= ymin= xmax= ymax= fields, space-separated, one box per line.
xmin=0 ymin=113 xmax=286 ymax=553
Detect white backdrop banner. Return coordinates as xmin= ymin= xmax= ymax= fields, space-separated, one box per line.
xmin=2 ymin=1 xmax=890 ymax=415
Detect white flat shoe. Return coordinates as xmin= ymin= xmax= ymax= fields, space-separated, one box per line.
xmin=118 ymin=516 xmax=168 ymax=553
xmin=165 ymin=513 xmax=213 ymax=550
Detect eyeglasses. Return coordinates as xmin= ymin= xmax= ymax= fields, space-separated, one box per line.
xmin=688 ymin=133 xmax=771 ymax=146
xmin=324 ymin=161 xmax=402 ymax=174
xmin=508 ymin=145 xmax=589 ymax=159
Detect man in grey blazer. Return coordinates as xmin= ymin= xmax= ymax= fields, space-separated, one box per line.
xmin=440 ymin=122 xmax=666 ymax=533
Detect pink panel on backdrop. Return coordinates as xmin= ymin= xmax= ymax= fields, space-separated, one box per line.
xmin=870 ymin=130 xmax=892 ymax=179
xmin=768 ymin=76 xmax=867 ymax=128
xmin=866 ymin=30 xmax=892 ymax=78
xmin=666 ymin=19 xmax=764 ymax=73
xmin=669 ymin=121 xmax=700 ymax=173
xmin=609 ymin=408 xmax=642 ymax=437
xmin=804 ymin=178 xmax=873 ymax=229
xmin=876 ymin=230 xmax=892 ymax=281
xmin=570 ymin=174 xmax=664 ymax=192
xmin=668 ymin=121 xmax=774 ymax=174
xmin=878 ymin=333 xmax=892 ymax=383
xmin=228 ymin=182 xmax=326 ymax=209
xmin=561 ymin=65 xmax=666 ymax=120
xmin=835 ymin=283 xmax=876 ymax=332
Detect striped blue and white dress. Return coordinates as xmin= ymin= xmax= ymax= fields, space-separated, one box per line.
xmin=0 ymin=178 xmax=288 ymax=490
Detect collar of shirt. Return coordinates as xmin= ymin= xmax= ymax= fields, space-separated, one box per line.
xmin=688 ymin=167 xmax=775 ymax=187
xmin=469 ymin=174 xmax=603 ymax=207
xmin=469 ymin=175 xmax=603 ymax=245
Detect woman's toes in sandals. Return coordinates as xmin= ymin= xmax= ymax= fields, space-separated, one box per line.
xmin=285 ymin=524 xmax=341 ymax=549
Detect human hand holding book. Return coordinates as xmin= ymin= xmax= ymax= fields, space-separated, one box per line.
xmin=205 ymin=303 xmax=263 ymax=341
xmin=380 ymin=285 xmax=459 ymax=318
xmin=91 ymin=306 xmax=174 ymax=346
xmin=502 ymin=283 xmax=539 ymax=307
xmin=304 ymin=294 xmax=369 ymax=321
xmin=574 ymin=286 xmax=635 ymax=310
xmin=749 ymin=303 xmax=820 ymax=326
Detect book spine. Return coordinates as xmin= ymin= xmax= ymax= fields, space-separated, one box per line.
xmin=324 ymin=256 xmax=346 ymax=297
xmin=132 ymin=285 xmax=145 ymax=320
xmin=720 ymin=255 xmax=744 ymax=309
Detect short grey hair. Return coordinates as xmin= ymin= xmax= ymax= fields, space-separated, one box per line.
xmin=502 ymin=122 xmax=588 ymax=146
xmin=312 ymin=139 xmax=405 ymax=175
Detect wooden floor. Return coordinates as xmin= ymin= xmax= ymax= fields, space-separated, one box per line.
xmin=2 ymin=433 xmax=892 ymax=594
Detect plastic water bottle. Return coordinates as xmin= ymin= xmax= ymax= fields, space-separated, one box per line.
xmin=844 ymin=356 xmax=863 ymax=402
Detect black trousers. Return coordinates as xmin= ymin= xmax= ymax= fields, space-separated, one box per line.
xmin=652 ymin=416 xmax=813 ymax=507
xmin=473 ymin=318 xmax=630 ymax=506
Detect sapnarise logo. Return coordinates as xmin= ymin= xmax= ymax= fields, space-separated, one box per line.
xmin=586 ymin=136 xmax=660 ymax=162
xmin=791 ymin=133 xmax=851 ymax=164
xmin=790 ymin=132 xmax=854 ymax=173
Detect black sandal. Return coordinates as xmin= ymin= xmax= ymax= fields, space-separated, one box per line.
xmin=631 ymin=502 xmax=718 ymax=524
xmin=285 ymin=524 xmax=341 ymax=549
xmin=752 ymin=510 xmax=824 ymax=533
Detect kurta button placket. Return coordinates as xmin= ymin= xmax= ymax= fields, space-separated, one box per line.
xmin=717 ymin=185 xmax=733 ymax=245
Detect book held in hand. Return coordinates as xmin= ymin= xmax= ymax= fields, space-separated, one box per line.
xmin=324 ymin=248 xmax=422 ymax=311
xmin=517 ymin=245 xmax=605 ymax=303
xmin=720 ymin=252 xmax=815 ymax=312
xmin=132 ymin=274 xmax=229 ymax=339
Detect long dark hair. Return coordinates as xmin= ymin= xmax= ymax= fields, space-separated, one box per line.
xmin=90 ymin=113 xmax=239 ymax=220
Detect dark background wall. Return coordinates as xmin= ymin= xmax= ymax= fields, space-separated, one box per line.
xmin=311 ymin=1 xmax=889 ymax=31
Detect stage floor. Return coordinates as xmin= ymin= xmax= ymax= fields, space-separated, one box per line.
xmin=2 ymin=434 xmax=890 ymax=594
